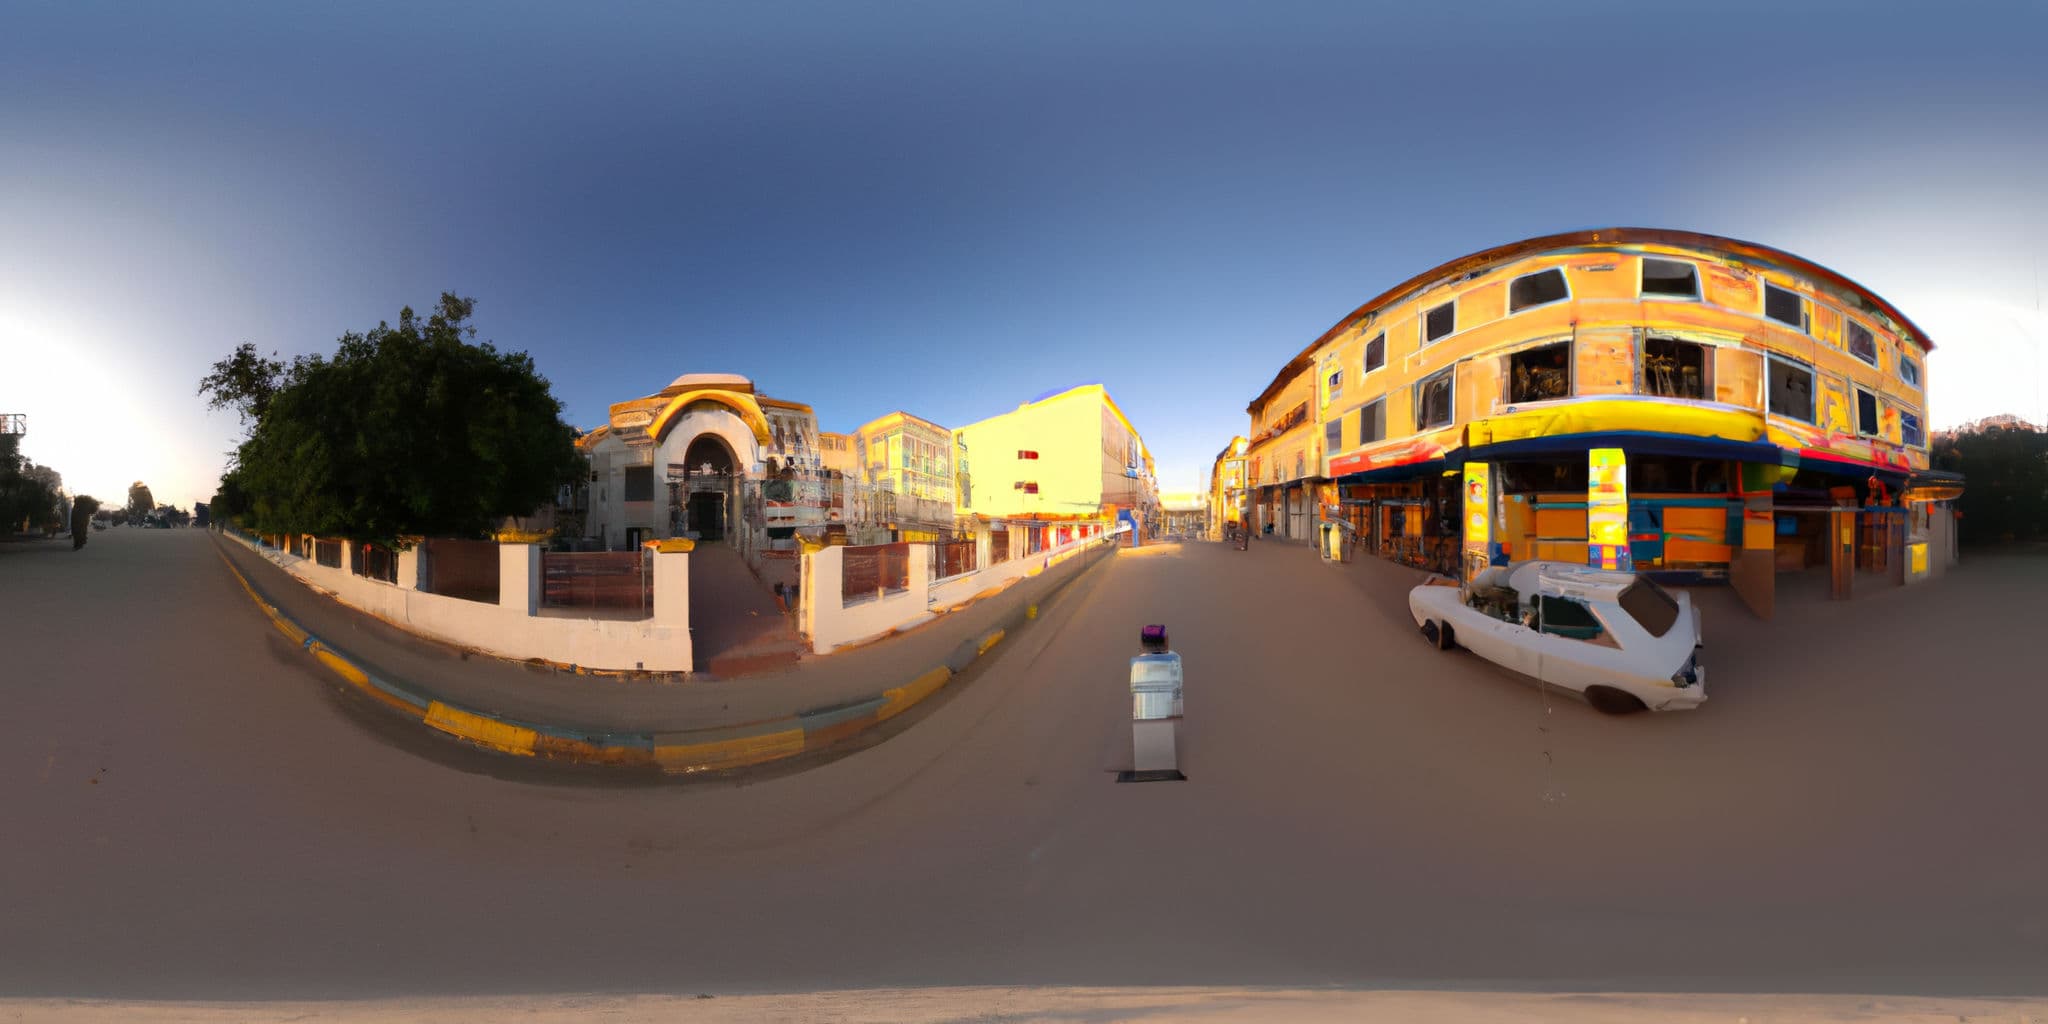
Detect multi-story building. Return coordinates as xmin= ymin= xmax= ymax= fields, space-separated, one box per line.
xmin=1276 ymin=227 xmax=1958 ymax=612
xmin=1244 ymin=361 xmax=1319 ymax=541
xmin=953 ymin=383 xmax=1158 ymax=554
xmin=852 ymin=411 xmax=955 ymax=542
xmin=579 ymin=373 xmax=829 ymax=557
xmin=1207 ymin=436 xmax=1248 ymax=540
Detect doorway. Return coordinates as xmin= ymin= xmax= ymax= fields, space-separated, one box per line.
xmin=689 ymin=491 xmax=726 ymax=541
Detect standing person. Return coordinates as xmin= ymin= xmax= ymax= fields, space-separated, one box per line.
xmin=69 ymin=496 xmax=96 ymax=550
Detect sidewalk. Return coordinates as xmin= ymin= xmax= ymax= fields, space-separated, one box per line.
xmin=215 ymin=533 xmax=1116 ymax=736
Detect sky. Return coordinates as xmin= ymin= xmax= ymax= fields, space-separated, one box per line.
xmin=3 ymin=0 xmax=2045 ymax=510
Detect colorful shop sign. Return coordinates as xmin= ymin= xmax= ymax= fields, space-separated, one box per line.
xmin=1462 ymin=462 xmax=1491 ymax=580
xmin=1588 ymin=447 xmax=1631 ymax=571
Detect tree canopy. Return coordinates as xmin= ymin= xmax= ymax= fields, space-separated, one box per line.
xmin=1933 ymin=419 xmax=2048 ymax=545
xmin=206 ymin=293 xmax=583 ymax=545
xmin=127 ymin=481 xmax=155 ymax=520
xmin=0 ymin=434 xmax=65 ymax=534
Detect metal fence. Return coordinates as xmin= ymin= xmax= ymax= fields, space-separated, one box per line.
xmin=352 ymin=541 xmax=399 ymax=584
xmin=314 ymin=538 xmax=343 ymax=569
xmin=421 ymin=539 xmax=500 ymax=604
xmin=541 ymin=550 xmax=652 ymax=614
xmin=841 ymin=542 xmax=910 ymax=604
xmin=931 ymin=538 xmax=977 ymax=580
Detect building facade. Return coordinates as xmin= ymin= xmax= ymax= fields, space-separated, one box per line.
xmin=1280 ymin=227 xmax=1956 ymax=612
xmin=1206 ymin=436 xmax=1248 ymax=540
xmin=579 ymin=373 xmax=834 ymax=558
xmin=851 ymin=411 xmax=955 ymax=542
xmin=953 ymin=383 xmax=1159 ymax=550
xmin=1244 ymin=362 xmax=1319 ymax=541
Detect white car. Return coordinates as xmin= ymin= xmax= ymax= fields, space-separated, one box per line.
xmin=1408 ymin=560 xmax=1706 ymax=713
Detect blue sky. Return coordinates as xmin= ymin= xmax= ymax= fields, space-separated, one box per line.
xmin=4 ymin=0 xmax=2045 ymax=509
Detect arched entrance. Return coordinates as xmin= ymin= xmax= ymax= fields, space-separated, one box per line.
xmin=677 ymin=433 xmax=739 ymax=542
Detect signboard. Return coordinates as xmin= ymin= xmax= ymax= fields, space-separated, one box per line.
xmin=1588 ymin=447 xmax=1631 ymax=571
xmin=1462 ymin=463 xmax=1491 ymax=580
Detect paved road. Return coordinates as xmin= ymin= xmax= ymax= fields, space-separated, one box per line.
xmin=3 ymin=528 xmax=2044 ymax=1000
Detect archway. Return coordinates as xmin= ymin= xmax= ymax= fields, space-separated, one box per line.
xmin=678 ymin=433 xmax=739 ymax=542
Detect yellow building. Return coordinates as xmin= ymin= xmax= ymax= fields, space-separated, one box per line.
xmin=953 ymin=383 xmax=1158 ymax=546
xmin=1271 ymin=227 xmax=1958 ymax=611
xmin=1243 ymin=358 xmax=1320 ymax=540
xmin=816 ymin=431 xmax=856 ymax=477
xmin=1207 ymin=436 xmax=1248 ymax=540
xmin=852 ymin=411 xmax=955 ymax=541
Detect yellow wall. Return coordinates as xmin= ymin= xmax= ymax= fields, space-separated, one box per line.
xmin=957 ymin=385 xmax=1152 ymax=520
xmin=1311 ymin=243 xmax=1931 ymax=476
xmin=854 ymin=412 xmax=953 ymax=502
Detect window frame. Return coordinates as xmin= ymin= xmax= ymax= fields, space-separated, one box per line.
xmin=1853 ymin=384 xmax=1881 ymax=438
xmin=1362 ymin=331 xmax=1387 ymax=375
xmin=1326 ymin=366 xmax=1344 ymax=399
xmin=1639 ymin=334 xmax=1712 ymax=401
xmin=1414 ymin=365 xmax=1457 ymax=432
xmin=1507 ymin=267 xmax=1571 ymax=314
xmin=1356 ymin=397 xmax=1386 ymax=446
xmin=1897 ymin=405 xmax=1925 ymax=449
xmin=1507 ymin=339 xmax=1574 ymax=404
xmin=1765 ymin=353 xmax=1817 ymax=424
xmin=1844 ymin=318 xmax=1879 ymax=368
xmin=1899 ymin=354 xmax=1923 ymax=389
xmin=1638 ymin=257 xmax=1702 ymax=301
xmin=1422 ymin=300 xmax=1457 ymax=346
xmin=1763 ymin=282 xmax=1807 ymax=333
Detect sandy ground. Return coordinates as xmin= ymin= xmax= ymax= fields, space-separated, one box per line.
xmin=2 ymin=529 xmax=2044 ymax=1005
xmin=3 ymin=988 xmax=2044 ymax=1022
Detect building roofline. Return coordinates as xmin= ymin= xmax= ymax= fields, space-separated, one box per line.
xmin=1246 ymin=227 xmax=1936 ymax=413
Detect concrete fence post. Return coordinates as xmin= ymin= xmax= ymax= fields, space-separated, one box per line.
xmin=396 ymin=545 xmax=424 ymax=591
xmin=909 ymin=542 xmax=932 ymax=608
xmin=500 ymin=542 xmax=541 ymax=616
xmin=653 ymin=547 xmax=690 ymax=630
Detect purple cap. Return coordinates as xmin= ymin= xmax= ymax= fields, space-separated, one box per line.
xmin=1141 ymin=624 xmax=1167 ymax=645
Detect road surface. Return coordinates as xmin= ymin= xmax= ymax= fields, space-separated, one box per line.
xmin=3 ymin=529 xmax=2044 ymax=1001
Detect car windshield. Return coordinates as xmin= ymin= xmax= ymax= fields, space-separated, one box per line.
xmin=1618 ymin=578 xmax=1680 ymax=637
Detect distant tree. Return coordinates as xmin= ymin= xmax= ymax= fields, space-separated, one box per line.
xmin=211 ymin=293 xmax=584 ymax=546
xmin=0 ymin=434 xmax=64 ymax=535
xmin=127 ymin=481 xmax=155 ymax=521
xmin=1932 ymin=419 xmax=2048 ymax=545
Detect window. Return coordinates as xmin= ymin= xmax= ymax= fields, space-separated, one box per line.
xmin=1424 ymin=301 xmax=1456 ymax=344
xmin=1415 ymin=367 xmax=1454 ymax=430
xmin=1363 ymin=332 xmax=1386 ymax=373
xmin=1640 ymin=258 xmax=1700 ymax=299
xmin=1324 ymin=419 xmax=1342 ymax=451
xmin=1326 ymin=368 xmax=1343 ymax=397
xmin=1899 ymin=356 xmax=1922 ymax=389
xmin=1509 ymin=268 xmax=1569 ymax=312
xmin=1846 ymin=321 xmax=1877 ymax=366
xmin=1767 ymin=355 xmax=1815 ymax=422
xmin=1855 ymin=386 xmax=1879 ymax=437
xmin=623 ymin=465 xmax=654 ymax=502
xmin=1764 ymin=283 xmax=1805 ymax=330
xmin=1509 ymin=341 xmax=1572 ymax=403
xmin=1618 ymin=579 xmax=1680 ymax=638
xmin=1536 ymin=595 xmax=1604 ymax=640
xmin=1900 ymin=408 xmax=1925 ymax=448
xmin=1357 ymin=399 xmax=1386 ymax=445
xmin=1643 ymin=336 xmax=1709 ymax=399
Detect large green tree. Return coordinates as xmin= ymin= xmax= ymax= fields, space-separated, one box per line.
xmin=205 ymin=293 xmax=583 ymax=545
xmin=127 ymin=481 xmax=155 ymax=520
xmin=0 ymin=434 xmax=64 ymax=534
xmin=1933 ymin=420 xmax=2048 ymax=545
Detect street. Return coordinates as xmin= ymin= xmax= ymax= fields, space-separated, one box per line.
xmin=3 ymin=528 xmax=2045 ymax=1000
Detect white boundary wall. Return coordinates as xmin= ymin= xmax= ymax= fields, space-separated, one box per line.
xmin=222 ymin=531 xmax=693 ymax=672
xmin=801 ymin=528 xmax=1119 ymax=653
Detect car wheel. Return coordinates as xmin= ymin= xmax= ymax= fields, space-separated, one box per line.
xmin=1585 ymin=686 xmax=1647 ymax=715
xmin=1419 ymin=620 xmax=1440 ymax=647
xmin=1433 ymin=620 xmax=1456 ymax=651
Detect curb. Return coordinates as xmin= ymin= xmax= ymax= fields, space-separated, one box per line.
xmin=211 ymin=534 xmax=1108 ymax=775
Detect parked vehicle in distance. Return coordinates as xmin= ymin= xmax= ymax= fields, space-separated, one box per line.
xmin=1408 ymin=560 xmax=1706 ymax=713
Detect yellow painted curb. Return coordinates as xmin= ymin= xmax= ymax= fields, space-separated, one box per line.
xmin=879 ymin=666 xmax=953 ymax=722
xmin=977 ymin=629 xmax=1005 ymax=655
xmin=309 ymin=643 xmax=369 ymax=688
xmin=424 ymin=701 xmax=538 ymax=757
xmin=655 ymin=728 xmax=805 ymax=773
